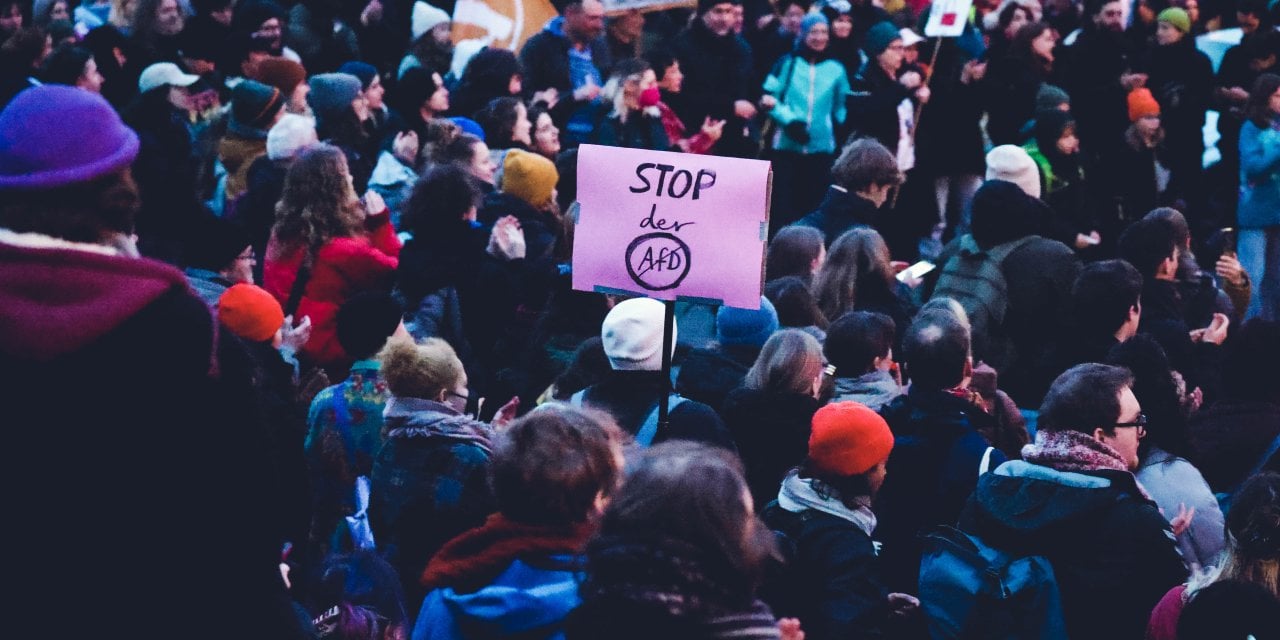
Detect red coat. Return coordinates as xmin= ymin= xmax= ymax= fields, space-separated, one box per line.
xmin=264 ymin=211 xmax=401 ymax=368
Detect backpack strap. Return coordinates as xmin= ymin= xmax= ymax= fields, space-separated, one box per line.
xmin=635 ymin=395 xmax=689 ymax=447
xmin=284 ymin=242 xmax=321 ymax=318
xmin=979 ymin=446 xmax=995 ymax=475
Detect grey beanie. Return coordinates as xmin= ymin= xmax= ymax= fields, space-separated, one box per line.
xmin=307 ymin=73 xmax=363 ymax=124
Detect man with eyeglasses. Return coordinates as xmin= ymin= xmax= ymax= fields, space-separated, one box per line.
xmin=957 ymin=363 xmax=1187 ymax=640
xmin=185 ymin=215 xmax=257 ymax=307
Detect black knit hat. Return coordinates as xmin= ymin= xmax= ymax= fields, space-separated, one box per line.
xmin=186 ymin=216 xmax=252 ymax=271
xmin=697 ymin=0 xmax=742 ymax=15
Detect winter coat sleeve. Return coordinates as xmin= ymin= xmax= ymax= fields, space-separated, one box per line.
xmin=764 ymin=56 xmax=800 ymax=126
xmin=1239 ymin=123 xmax=1280 ymax=182
xmin=800 ymin=524 xmax=891 ymax=640
xmin=364 ymin=210 xmax=403 ymax=258
xmin=1157 ymin=458 xmax=1226 ymax=571
xmin=845 ymin=72 xmax=911 ymax=150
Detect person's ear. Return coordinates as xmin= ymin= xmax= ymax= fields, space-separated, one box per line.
xmin=1092 ymin=427 xmax=1108 ymax=443
xmin=436 ymin=388 xmax=450 ymax=403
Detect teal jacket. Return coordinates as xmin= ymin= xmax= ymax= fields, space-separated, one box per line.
xmin=764 ymin=53 xmax=850 ymax=154
xmin=1238 ymin=120 xmax=1280 ymax=229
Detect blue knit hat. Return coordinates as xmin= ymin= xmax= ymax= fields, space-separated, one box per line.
xmin=338 ymin=61 xmax=379 ymax=90
xmin=799 ymin=12 xmax=829 ymax=40
xmin=448 ymin=116 xmax=486 ymax=141
xmin=864 ymin=21 xmax=902 ymax=56
xmin=0 ymin=85 xmax=139 ymax=190
xmin=716 ymin=297 xmax=780 ymax=348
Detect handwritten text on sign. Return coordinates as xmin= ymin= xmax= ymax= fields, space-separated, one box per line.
xmin=572 ymin=145 xmax=771 ymax=310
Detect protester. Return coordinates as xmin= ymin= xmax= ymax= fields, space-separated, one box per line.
xmin=1237 ymin=72 xmax=1280 ymax=321
xmin=591 ymin=57 xmax=671 ymax=150
xmin=677 ymin=296 xmax=781 ymax=411
xmin=824 ymin=310 xmax=902 ymax=410
xmin=766 ymin=225 xmax=826 ymax=283
xmin=793 ymin=137 xmax=902 ymax=246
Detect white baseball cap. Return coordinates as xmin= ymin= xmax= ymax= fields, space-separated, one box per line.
xmin=899 ymin=28 xmax=925 ymax=48
xmin=138 ymin=62 xmax=200 ymax=94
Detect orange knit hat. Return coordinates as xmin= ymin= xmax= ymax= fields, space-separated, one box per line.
xmin=808 ymin=402 xmax=895 ymax=477
xmin=1128 ymin=88 xmax=1161 ymax=123
xmin=218 ymin=283 xmax=285 ymax=343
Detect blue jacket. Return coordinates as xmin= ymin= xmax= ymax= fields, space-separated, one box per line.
xmin=764 ymin=53 xmax=850 ymax=154
xmin=412 ymin=556 xmax=581 ymax=640
xmin=1238 ymin=120 xmax=1280 ymax=229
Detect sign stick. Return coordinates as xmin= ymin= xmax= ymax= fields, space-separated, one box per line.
xmin=890 ymin=36 xmax=945 ymax=210
xmin=657 ymin=300 xmax=676 ymax=431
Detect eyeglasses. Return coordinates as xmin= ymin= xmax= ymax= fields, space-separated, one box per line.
xmin=448 ymin=390 xmax=469 ymax=402
xmin=1113 ymin=413 xmax=1148 ymax=437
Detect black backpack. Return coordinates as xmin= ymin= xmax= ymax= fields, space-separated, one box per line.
xmin=932 ymin=234 xmax=1036 ymax=369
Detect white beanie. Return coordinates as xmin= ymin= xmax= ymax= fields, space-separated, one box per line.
xmin=412 ymin=1 xmax=451 ymax=42
xmin=985 ymin=145 xmax=1041 ymax=199
xmin=601 ymin=298 xmax=677 ymax=371
xmin=266 ymin=114 xmax=318 ymax=161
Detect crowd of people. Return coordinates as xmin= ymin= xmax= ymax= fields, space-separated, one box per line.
xmin=2 ymin=0 xmax=1280 ymax=637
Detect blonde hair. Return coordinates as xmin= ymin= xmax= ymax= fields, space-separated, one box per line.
xmin=378 ymin=337 xmax=465 ymax=400
xmin=812 ymin=227 xmax=893 ymax=322
xmin=743 ymin=329 xmax=824 ymax=395
xmin=603 ymin=60 xmax=658 ymax=124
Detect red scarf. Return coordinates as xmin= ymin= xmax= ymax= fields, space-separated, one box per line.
xmin=421 ymin=513 xmax=595 ymax=593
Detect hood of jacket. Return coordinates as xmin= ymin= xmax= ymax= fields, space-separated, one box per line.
xmin=439 ymin=557 xmax=581 ymax=636
xmin=969 ymin=179 xmax=1053 ymax=249
xmin=832 ymin=369 xmax=902 ymax=411
xmin=967 ymin=459 xmax=1148 ymax=542
xmin=0 ymin=236 xmax=195 ymax=361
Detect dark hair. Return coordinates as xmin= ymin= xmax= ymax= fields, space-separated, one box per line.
xmin=1143 ymin=206 xmax=1191 ymax=248
xmin=315 ymin=105 xmax=370 ymax=150
xmin=554 ymin=147 xmax=579 ymax=211
xmin=1245 ymin=73 xmax=1280 ymax=128
xmin=643 ymin=48 xmax=678 ymax=82
xmin=1011 ymin=22 xmax=1054 ymax=73
xmin=473 ymin=96 xmax=525 ymax=149
xmin=491 ymin=405 xmax=624 ymax=525
xmin=765 ymin=276 xmax=828 ymax=330
xmin=428 ymin=132 xmax=485 ymax=169
xmin=996 ymin=1 xmax=1034 ymax=34
xmin=1117 ymin=216 xmax=1179 ymax=278
xmin=1229 ymin=471 xmax=1280 ymax=558
xmin=831 ymin=137 xmax=902 ymax=192
xmin=0 ymin=170 xmax=139 ymax=243
xmin=1039 ymin=363 xmax=1134 ymax=434
xmin=584 ymin=441 xmax=777 ymax=596
xmin=335 ymin=292 xmax=404 ymax=359
xmin=313 ymin=550 xmax=407 ymax=639
xmin=1 ymin=28 xmax=48 ymax=67
xmin=1071 ymin=259 xmax=1143 ymax=337
xmin=1177 ymin=579 xmax=1280 ymax=640
xmin=1223 ymin=319 xmax=1280 ymax=402
xmin=551 ymin=336 xmax=611 ymax=400
xmin=902 ymin=310 xmax=970 ymax=390
xmin=825 ymin=311 xmax=894 ymax=375
xmin=452 ymin=47 xmax=521 ymax=116
xmin=41 ymin=43 xmax=92 ymax=85
xmin=1238 ymin=0 xmax=1270 ymax=18
xmin=402 ymin=164 xmax=481 ymax=238
xmin=767 ymin=225 xmax=825 ymax=281
xmin=1105 ymin=335 xmax=1188 ymax=457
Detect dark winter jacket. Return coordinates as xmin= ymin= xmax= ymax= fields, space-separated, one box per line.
xmin=668 ymin=19 xmax=754 ymax=131
xmin=1139 ymin=38 xmax=1214 ymax=176
xmin=576 ymin=369 xmax=735 ymax=450
xmin=1104 ymin=127 xmax=1181 ymax=225
xmin=1188 ymin=399 xmax=1280 ymax=492
xmin=0 ymin=239 xmax=303 ymax=637
xmin=1058 ymin=27 xmax=1138 ymax=160
xmin=958 ymin=460 xmax=1188 ymax=640
xmin=676 ymin=344 xmax=760 ymax=412
xmin=982 ymin=51 xmax=1049 ymax=146
xmin=124 ymin=89 xmax=209 ymax=264
xmin=233 ymin=156 xmax=288 ymax=282
xmin=874 ymin=389 xmax=1006 ymax=592
xmin=519 ymin=17 xmax=613 ymax=126
xmin=845 ymin=60 xmax=912 ymax=154
xmin=793 ymin=186 xmax=879 ymax=247
xmin=590 ymin=109 xmax=673 ymax=151
xmin=760 ymin=505 xmax=892 ymax=640
xmin=1137 ymin=278 xmax=1221 ymax=398
xmin=914 ymin=38 xmax=987 ymax=176
xmin=369 ymin=396 xmax=497 ymax=608
xmin=720 ymin=386 xmax=820 ymax=508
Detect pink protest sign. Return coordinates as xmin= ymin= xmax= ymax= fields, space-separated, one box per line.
xmin=571 ymin=144 xmax=771 ymax=310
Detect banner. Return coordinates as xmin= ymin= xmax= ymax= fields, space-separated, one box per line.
xmin=602 ymin=0 xmax=696 ymax=15
xmin=923 ymin=0 xmax=973 ymax=37
xmin=451 ymin=0 xmax=559 ymax=50
xmin=571 ymin=144 xmax=771 ymax=310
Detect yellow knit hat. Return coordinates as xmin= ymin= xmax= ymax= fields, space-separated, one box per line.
xmin=502 ymin=149 xmax=558 ymax=208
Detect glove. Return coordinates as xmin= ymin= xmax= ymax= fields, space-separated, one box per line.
xmin=783 ymin=121 xmax=810 ymax=145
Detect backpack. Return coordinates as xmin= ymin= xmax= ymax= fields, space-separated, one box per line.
xmin=931 ymin=234 xmax=1037 ymax=369
xmin=568 ymin=390 xmax=688 ymax=447
xmin=918 ymin=525 xmax=1067 ymax=640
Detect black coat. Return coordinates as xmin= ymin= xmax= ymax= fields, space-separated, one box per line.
xmin=579 ymin=370 xmax=736 ymax=450
xmin=590 ymin=109 xmax=673 ymax=151
xmin=675 ymin=344 xmax=760 ymax=413
xmin=519 ymin=23 xmax=613 ymax=126
xmin=982 ymin=52 xmax=1048 ymax=146
xmin=234 ymin=156 xmax=288 ymax=282
xmin=668 ymin=19 xmax=754 ymax=131
xmin=874 ymin=389 xmax=1006 ymax=593
xmin=793 ymin=187 xmax=879 ymax=247
xmin=1058 ymin=27 xmax=1139 ymax=160
xmin=720 ymin=386 xmax=820 ymax=508
xmin=0 ymin=244 xmax=303 ymax=637
xmin=760 ymin=506 xmax=893 ymax=640
xmin=1188 ymin=400 xmax=1280 ymax=492
xmin=914 ymin=39 xmax=986 ymax=176
xmin=1137 ymin=279 xmax=1222 ymax=398
xmin=958 ymin=463 xmax=1187 ymax=640
xmin=846 ymin=60 xmax=912 ymax=153
xmin=1140 ymin=39 xmax=1214 ymax=176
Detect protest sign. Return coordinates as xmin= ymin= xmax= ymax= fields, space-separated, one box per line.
xmin=451 ymin=0 xmax=558 ymax=50
xmin=572 ymin=144 xmax=771 ymax=310
xmin=602 ymin=0 xmax=695 ymax=15
xmin=924 ymin=0 xmax=974 ymax=37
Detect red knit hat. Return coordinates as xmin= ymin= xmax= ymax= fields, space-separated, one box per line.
xmin=808 ymin=402 xmax=894 ymax=476
xmin=1128 ymin=88 xmax=1161 ymax=123
xmin=251 ymin=57 xmax=307 ymax=95
xmin=218 ymin=284 xmax=284 ymax=342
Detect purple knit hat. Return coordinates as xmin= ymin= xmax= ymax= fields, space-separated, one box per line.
xmin=0 ymin=85 xmax=140 ymax=190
